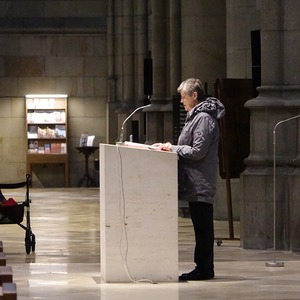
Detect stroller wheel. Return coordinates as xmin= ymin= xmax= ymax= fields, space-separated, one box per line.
xmin=216 ymin=239 xmax=223 ymax=246
xmin=25 ymin=231 xmax=31 ymax=254
xmin=31 ymin=234 xmax=36 ymax=252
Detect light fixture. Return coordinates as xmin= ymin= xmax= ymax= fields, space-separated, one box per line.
xmin=26 ymin=94 xmax=68 ymax=98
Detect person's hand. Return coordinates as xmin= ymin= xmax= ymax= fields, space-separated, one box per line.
xmin=150 ymin=142 xmax=172 ymax=151
xmin=149 ymin=143 xmax=163 ymax=150
xmin=161 ymin=142 xmax=172 ymax=151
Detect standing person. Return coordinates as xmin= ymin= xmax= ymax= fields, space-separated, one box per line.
xmin=152 ymin=78 xmax=225 ymax=281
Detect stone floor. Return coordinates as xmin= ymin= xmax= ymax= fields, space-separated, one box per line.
xmin=0 ymin=187 xmax=300 ymax=299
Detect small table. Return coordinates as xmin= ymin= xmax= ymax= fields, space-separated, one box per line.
xmin=75 ymin=146 xmax=99 ymax=187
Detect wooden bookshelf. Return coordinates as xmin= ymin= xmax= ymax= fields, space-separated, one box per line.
xmin=25 ymin=95 xmax=69 ymax=187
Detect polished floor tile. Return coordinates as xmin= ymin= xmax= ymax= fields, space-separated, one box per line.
xmin=0 ymin=187 xmax=300 ymax=299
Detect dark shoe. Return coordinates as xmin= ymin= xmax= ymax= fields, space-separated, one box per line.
xmin=179 ymin=268 xmax=214 ymax=281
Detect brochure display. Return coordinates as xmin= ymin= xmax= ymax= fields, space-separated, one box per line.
xmin=25 ymin=95 xmax=69 ymax=187
xmin=100 ymin=143 xmax=178 ymax=283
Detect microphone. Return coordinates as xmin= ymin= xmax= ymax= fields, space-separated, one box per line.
xmin=118 ymin=104 xmax=151 ymax=144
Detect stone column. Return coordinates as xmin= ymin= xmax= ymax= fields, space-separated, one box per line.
xmin=135 ymin=0 xmax=148 ymax=107
xmin=145 ymin=0 xmax=168 ymax=144
xmin=107 ymin=0 xmax=149 ymax=143
xmin=168 ymin=0 xmax=181 ymax=94
xmin=114 ymin=0 xmax=141 ymax=142
xmin=121 ymin=0 xmax=135 ymax=111
xmin=114 ymin=0 xmax=124 ymax=110
xmin=134 ymin=0 xmax=149 ymax=142
xmin=106 ymin=0 xmax=118 ymax=143
xmin=114 ymin=0 xmax=135 ymax=115
xmin=241 ymin=0 xmax=300 ymax=250
xmin=161 ymin=0 xmax=181 ymax=143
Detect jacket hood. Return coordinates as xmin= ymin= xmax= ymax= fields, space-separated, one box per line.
xmin=190 ymin=97 xmax=225 ymax=119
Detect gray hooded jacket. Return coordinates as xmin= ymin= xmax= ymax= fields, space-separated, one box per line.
xmin=171 ymin=97 xmax=225 ymax=204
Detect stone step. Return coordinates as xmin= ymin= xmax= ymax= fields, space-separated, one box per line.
xmin=0 ymin=282 xmax=17 ymax=300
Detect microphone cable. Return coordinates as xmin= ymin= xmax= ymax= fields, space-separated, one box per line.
xmin=116 ymin=144 xmax=156 ymax=284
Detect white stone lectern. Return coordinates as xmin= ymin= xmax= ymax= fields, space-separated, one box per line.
xmin=100 ymin=143 xmax=178 ymax=283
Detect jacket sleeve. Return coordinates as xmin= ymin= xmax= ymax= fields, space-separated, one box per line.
xmin=171 ymin=114 xmax=214 ymax=161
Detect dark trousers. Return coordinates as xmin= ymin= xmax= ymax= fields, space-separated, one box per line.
xmin=189 ymin=201 xmax=214 ymax=275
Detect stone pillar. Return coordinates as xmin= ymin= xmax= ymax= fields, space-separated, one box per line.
xmin=114 ymin=0 xmax=135 ymax=116
xmin=107 ymin=0 xmax=118 ymax=144
xmin=135 ymin=0 xmax=148 ymax=107
xmin=114 ymin=0 xmax=124 ymax=109
xmin=134 ymin=0 xmax=149 ymax=142
xmin=111 ymin=0 xmax=148 ymax=143
xmin=145 ymin=0 xmax=168 ymax=144
xmin=241 ymin=0 xmax=300 ymax=250
xmin=122 ymin=0 xmax=135 ymax=111
xmin=169 ymin=0 xmax=181 ymax=94
xmin=161 ymin=0 xmax=181 ymax=143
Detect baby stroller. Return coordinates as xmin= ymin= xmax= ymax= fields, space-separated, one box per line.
xmin=0 ymin=174 xmax=35 ymax=254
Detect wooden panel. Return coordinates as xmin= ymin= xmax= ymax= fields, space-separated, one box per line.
xmin=0 ymin=266 xmax=13 ymax=285
xmin=0 ymin=283 xmax=17 ymax=300
xmin=214 ymin=78 xmax=255 ymax=179
xmin=0 ymin=253 xmax=6 ymax=267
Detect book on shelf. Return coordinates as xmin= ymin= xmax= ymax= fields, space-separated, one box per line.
xmin=50 ymin=143 xmax=65 ymax=154
xmin=44 ymin=144 xmax=51 ymax=153
xmin=55 ymin=125 xmax=66 ymax=138
xmin=38 ymin=146 xmax=45 ymax=154
xmin=28 ymin=140 xmax=38 ymax=153
xmin=27 ymin=97 xmax=60 ymax=109
xmin=61 ymin=143 xmax=67 ymax=154
xmin=37 ymin=126 xmax=56 ymax=138
xmin=27 ymin=142 xmax=66 ymax=154
xmin=51 ymin=143 xmax=58 ymax=153
xmin=27 ymin=111 xmax=66 ymax=124
xmin=30 ymin=125 xmax=65 ymax=139
xmin=28 ymin=125 xmax=38 ymax=138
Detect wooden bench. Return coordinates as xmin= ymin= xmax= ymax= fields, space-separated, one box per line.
xmin=0 ymin=243 xmax=17 ymax=299
xmin=0 ymin=267 xmax=12 ymax=285
xmin=0 ymin=254 xmax=6 ymax=267
xmin=0 ymin=282 xmax=17 ymax=300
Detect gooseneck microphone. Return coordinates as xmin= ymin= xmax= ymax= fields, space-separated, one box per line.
xmin=118 ymin=104 xmax=151 ymax=144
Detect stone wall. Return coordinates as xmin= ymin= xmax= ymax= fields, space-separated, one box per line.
xmin=0 ymin=0 xmax=107 ymax=186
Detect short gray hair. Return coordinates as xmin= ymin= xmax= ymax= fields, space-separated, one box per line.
xmin=177 ymin=78 xmax=205 ymax=101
